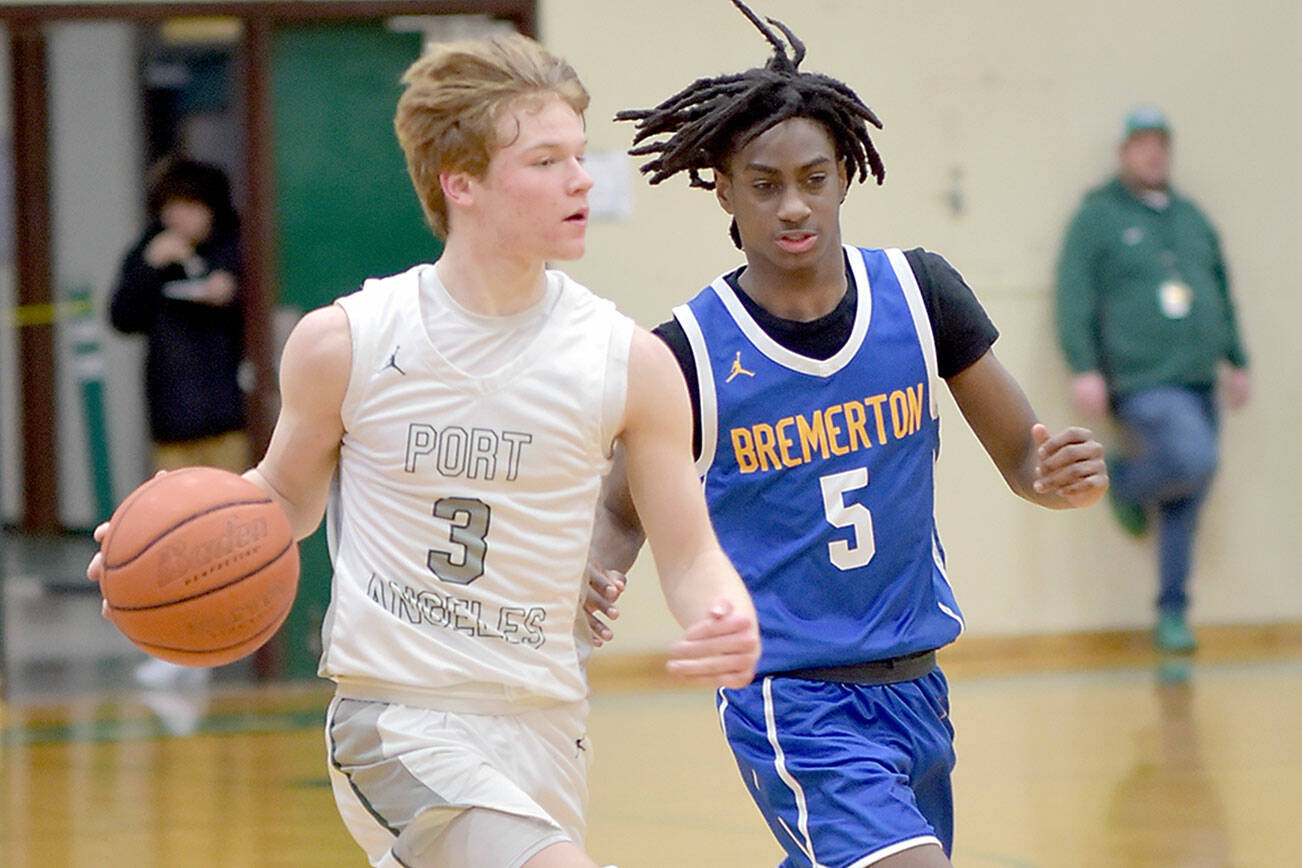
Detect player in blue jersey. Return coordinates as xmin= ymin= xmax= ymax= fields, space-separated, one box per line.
xmin=586 ymin=3 xmax=1109 ymax=867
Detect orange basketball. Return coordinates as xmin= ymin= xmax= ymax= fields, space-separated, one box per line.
xmin=101 ymin=466 xmax=299 ymax=667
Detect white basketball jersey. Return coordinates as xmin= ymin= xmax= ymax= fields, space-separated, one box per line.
xmin=320 ymin=264 xmax=633 ymax=711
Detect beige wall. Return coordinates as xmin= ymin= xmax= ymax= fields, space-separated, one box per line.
xmin=541 ymin=0 xmax=1302 ymax=651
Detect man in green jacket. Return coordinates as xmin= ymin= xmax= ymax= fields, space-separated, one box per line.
xmin=1055 ymin=106 xmax=1251 ymax=653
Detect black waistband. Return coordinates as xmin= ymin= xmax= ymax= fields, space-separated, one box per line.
xmin=772 ymin=649 xmax=938 ymax=685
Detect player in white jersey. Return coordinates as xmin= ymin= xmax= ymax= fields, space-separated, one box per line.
xmin=89 ymin=33 xmax=759 ymax=868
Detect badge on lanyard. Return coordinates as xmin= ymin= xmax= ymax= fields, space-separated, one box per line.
xmin=1159 ymin=279 xmax=1192 ymax=319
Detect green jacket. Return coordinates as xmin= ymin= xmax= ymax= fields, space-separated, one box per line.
xmin=1055 ymin=177 xmax=1248 ymax=398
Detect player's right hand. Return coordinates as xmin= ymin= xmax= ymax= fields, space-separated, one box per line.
xmin=86 ymin=521 xmax=110 ymax=616
xmin=583 ymin=563 xmax=626 ymax=646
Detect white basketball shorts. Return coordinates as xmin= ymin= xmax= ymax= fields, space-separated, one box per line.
xmin=325 ymin=695 xmax=592 ymax=867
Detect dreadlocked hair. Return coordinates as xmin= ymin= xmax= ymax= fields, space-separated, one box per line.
xmin=615 ymin=0 xmax=885 ymax=199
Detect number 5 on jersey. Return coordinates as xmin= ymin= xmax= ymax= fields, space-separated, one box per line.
xmin=820 ymin=468 xmax=875 ymax=570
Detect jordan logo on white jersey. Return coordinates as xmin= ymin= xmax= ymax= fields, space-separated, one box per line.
xmin=726 ymin=351 xmax=755 ymax=383
xmin=382 ymin=346 xmax=406 ymax=375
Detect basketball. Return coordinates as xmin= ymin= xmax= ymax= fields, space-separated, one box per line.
xmin=100 ymin=466 xmax=300 ymax=667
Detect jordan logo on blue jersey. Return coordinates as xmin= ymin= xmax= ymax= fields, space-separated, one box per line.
xmin=726 ymin=351 xmax=755 ymax=383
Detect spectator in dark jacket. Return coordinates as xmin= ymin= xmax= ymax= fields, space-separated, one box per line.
xmin=111 ymin=156 xmax=248 ymax=475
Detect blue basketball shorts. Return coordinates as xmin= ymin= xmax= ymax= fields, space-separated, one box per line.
xmin=717 ymin=669 xmax=956 ymax=868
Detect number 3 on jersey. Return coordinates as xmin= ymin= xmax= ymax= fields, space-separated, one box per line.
xmin=819 ymin=468 xmax=875 ymax=570
xmin=427 ymin=496 xmax=490 ymax=585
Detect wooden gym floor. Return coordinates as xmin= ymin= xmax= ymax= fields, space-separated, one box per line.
xmin=3 ymin=631 xmax=1300 ymax=867
xmin=2 ymin=531 xmax=1300 ymax=866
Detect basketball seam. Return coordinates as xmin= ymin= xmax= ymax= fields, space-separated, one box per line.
xmin=131 ymin=605 xmax=288 ymax=655
xmin=105 ymin=539 xmax=296 ymax=612
xmin=104 ymin=497 xmax=276 ymax=569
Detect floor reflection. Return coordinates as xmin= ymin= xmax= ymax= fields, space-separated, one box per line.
xmin=1105 ymin=660 xmax=1230 ymax=867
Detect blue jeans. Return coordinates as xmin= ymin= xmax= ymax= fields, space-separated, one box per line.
xmin=1111 ymin=386 xmax=1219 ymax=614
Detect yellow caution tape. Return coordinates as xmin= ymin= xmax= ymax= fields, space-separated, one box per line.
xmin=5 ymin=297 xmax=94 ymax=328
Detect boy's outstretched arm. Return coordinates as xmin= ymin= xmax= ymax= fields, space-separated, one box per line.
xmin=947 ymin=349 xmax=1108 ymax=509
xmin=244 ymin=304 xmax=351 ymax=540
xmin=608 ymin=327 xmax=759 ymax=687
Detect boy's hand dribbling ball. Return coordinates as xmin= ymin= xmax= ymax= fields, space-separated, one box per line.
xmin=100 ymin=467 xmax=299 ymax=667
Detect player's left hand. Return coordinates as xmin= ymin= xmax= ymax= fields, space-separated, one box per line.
xmin=1031 ymin=423 xmax=1108 ymax=508
xmin=666 ymin=598 xmax=759 ymax=689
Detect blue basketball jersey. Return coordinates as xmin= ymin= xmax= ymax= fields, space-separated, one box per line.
xmin=675 ymin=246 xmax=964 ymax=674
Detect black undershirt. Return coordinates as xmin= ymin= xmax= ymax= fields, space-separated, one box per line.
xmin=653 ymin=248 xmax=999 ymax=457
